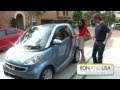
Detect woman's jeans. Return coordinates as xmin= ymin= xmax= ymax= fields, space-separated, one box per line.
xmin=92 ymin=41 xmax=105 ymax=63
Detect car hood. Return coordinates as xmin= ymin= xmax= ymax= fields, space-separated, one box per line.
xmin=5 ymin=45 xmax=42 ymax=65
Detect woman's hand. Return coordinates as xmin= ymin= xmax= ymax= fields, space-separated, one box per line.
xmin=72 ymin=35 xmax=77 ymax=37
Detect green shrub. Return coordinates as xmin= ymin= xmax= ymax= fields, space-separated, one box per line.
xmin=68 ymin=21 xmax=77 ymax=28
xmin=10 ymin=18 xmax=17 ymax=28
xmin=113 ymin=26 xmax=120 ymax=30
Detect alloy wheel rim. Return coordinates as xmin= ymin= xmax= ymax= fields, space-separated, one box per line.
xmin=42 ymin=69 xmax=52 ymax=79
xmin=75 ymin=49 xmax=80 ymax=62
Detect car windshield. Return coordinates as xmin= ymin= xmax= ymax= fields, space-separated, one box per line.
xmin=16 ymin=24 xmax=55 ymax=50
xmin=116 ymin=23 xmax=120 ymax=25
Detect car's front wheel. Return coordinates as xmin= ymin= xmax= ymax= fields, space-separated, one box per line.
xmin=39 ymin=66 xmax=53 ymax=79
xmin=72 ymin=48 xmax=81 ymax=63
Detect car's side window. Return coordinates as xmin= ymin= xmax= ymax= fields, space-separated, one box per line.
xmin=6 ymin=29 xmax=18 ymax=35
xmin=0 ymin=30 xmax=5 ymax=37
xmin=65 ymin=26 xmax=72 ymax=37
xmin=54 ymin=26 xmax=67 ymax=40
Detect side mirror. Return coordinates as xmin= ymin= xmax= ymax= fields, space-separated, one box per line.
xmin=53 ymin=39 xmax=62 ymax=45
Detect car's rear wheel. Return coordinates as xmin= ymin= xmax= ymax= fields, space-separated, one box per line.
xmin=39 ymin=66 xmax=53 ymax=79
xmin=72 ymin=48 xmax=81 ymax=63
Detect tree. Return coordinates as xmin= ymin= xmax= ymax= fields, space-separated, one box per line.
xmin=115 ymin=18 xmax=120 ymax=23
xmin=10 ymin=18 xmax=17 ymax=28
xmin=102 ymin=11 xmax=116 ymax=26
xmin=73 ymin=11 xmax=82 ymax=22
xmin=82 ymin=11 xmax=91 ymax=26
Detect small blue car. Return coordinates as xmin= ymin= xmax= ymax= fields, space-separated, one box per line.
xmin=3 ymin=23 xmax=80 ymax=79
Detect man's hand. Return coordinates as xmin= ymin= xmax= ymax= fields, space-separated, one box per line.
xmin=103 ymin=41 xmax=107 ymax=46
xmin=103 ymin=31 xmax=112 ymax=46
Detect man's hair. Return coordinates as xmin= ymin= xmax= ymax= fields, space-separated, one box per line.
xmin=93 ymin=13 xmax=102 ymax=21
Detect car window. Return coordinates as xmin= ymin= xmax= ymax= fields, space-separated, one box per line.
xmin=6 ymin=29 xmax=18 ymax=35
xmin=0 ymin=30 xmax=5 ymax=37
xmin=116 ymin=23 xmax=120 ymax=25
xmin=65 ymin=26 xmax=72 ymax=37
xmin=54 ymin=26 xmax=68 ymax=40
xmin=16 ymin=25 xmax=55 ymax=50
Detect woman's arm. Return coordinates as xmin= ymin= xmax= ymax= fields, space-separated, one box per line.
xmin=77 ymin=25 xmax=87 ymax=36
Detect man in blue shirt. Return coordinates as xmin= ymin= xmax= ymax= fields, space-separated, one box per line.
xmin=92 ymin=13 xmax=112 ymax=63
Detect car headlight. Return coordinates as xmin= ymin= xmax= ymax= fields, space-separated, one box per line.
xmin=111 ymin=24 xmax=115 ymax=28
xmin=5 ymin=52 xmax=10 ymax=61
xmin=23 ymin=54 xmax=42 ymax=65
xmin=5 ymin=56 xmax=8 ymax=61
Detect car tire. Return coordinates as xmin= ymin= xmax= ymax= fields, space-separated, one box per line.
xmin=39 ymin=66 xmax=53 ymax=79
xmin=72 ymin=47 xmax=80 ymax=63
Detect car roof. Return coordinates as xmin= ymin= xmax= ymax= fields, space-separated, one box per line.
xmin=36 ymin=23 xmax=71 ymax=27
xmin=0 ymin=28 xmax=20 ymax=31
xmin=115 ymin=23 xmax=120 ymax=24
xmin=32 ymin=23 xmax=71 ymax=31
xmin=113 ymin=23 xmax=120 ymax=24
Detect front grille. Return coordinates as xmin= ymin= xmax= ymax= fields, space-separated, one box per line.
xmin=5 ymin=62 xmax=28 ymax=72
xmin=4 ymin=71 xmax=23 ymax=79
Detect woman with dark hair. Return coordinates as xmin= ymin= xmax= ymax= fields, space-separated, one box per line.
xmin=73 ymin=19 xmax=88 ymax=63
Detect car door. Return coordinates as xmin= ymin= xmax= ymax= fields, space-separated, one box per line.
xmin=53 ymin=26 xmax=71 ymax=71
xmin=5 ymin=29 xmax=19 ymax=48
xmin=0 ymin=30 xmax=8 ymax=50
xmin=63 ymin=26 xmax=73 ymax=64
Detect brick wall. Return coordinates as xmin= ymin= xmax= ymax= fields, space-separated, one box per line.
xmin=0 ymin=11 xmax=15 ymax=28
xmin=0 ymin=11 xmax=30 ymax=28
xmin=0 ymin=11 xmax=73 ymax=29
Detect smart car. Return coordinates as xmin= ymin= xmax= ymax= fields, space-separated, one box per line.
xmin=0 ymin=28 xmax=24 ymax=51
xmin=111 ymin=23 xmax=120 ymax=29
xmin=3 ymin=24 xmax=80 ymax=79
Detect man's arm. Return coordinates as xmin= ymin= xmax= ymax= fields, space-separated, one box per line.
xmin=93 ymin=29 xmax=96 ymax=40
xmin=103 ymin=31 xmax=112 ymax=45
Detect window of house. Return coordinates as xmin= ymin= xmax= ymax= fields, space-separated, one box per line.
xmin=63 ymin=11 xmax=65 ymax=16
xmin=66 ymin=11 xmax=68 ymax=16
xmin=27 ymin=16 xmax=31 ymax=27
xmin=32 ymin=16 xmax=37 ymax=26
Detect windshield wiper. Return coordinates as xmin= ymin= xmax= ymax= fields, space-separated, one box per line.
xmin=24 ymin=45 xmax=41 ymax=50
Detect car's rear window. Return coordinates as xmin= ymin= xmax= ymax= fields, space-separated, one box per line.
xmin=0 ymin=30 xmax=5 ymax=37
xmin=6 ymin=29 xmax=18 ymax=35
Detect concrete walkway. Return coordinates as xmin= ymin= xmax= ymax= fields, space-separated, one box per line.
xmin=73 ymin=28 xmax=120 ymax=79
xmin=74 ymin=48 xmax=120 ymax=79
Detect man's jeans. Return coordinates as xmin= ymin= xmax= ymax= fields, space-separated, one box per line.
xmin=92 ymin=41 xmax=105 ymax=63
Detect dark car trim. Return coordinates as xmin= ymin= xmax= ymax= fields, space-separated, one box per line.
xmin=5 ymin=61 xmax=28 ymax=72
